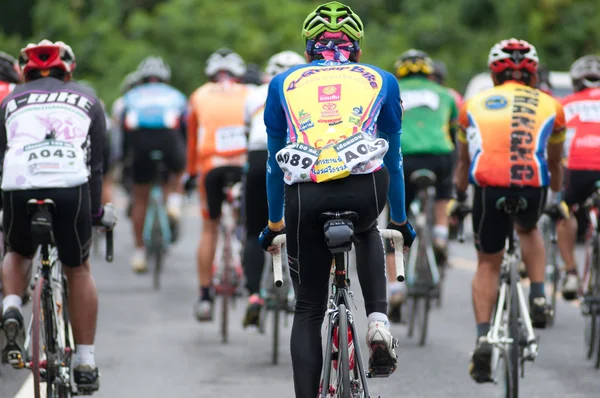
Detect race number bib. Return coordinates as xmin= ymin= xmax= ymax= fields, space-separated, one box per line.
xmin=215 ymin=126 xmax=247 ymax=153
xmin=276 ymin=143 xmax=320 ymax=184
xmin=24 ymin=140 xmax=83 ymax=175
xmin=333 ymin=133 xmax=388 ymax=174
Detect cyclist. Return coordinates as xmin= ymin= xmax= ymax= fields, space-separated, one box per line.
xmin=387 ymin=50 xmax=458 ymax=319
xmin=556 ymin=55 xmax=600 ymax=300
xmin=242 ymin=51 xmax=305 ymax=328
xmin=431 ymin=60 xmax=464 ymax=109
xmin=242 ymin=63 xmax=265 ymax=86
xmin=121 ymin=56 xmax=187 ymax=272
xmin=0 ymin=40 xmax=117 ymax=392
xmin=258 ymin=3 xmax=415 ymax=396
xmin=451 ymin=38 xmax=565 ymax=383
xmin=0 ymin=51 xmax=20 ymax=102
xmin=186 ymin=48 xmax=250 ymax=321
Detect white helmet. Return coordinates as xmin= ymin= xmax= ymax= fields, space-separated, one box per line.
xmin=265 ymin=51 xmax=305 ymax=77
xmin=136 ymin=56 xmax=171 ymax=82
xmin=570 ymin=55 xmax=600 ymax=91
xmin=205 ymin=48 xmax=246 ymax=79
xmin=487 ymin=38 xmax=539 ymax=74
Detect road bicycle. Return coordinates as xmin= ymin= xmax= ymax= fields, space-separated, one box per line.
xmin=580 ymin=181 xmax=600 ymax=369
xmin=212 ymin=178 xmax=244 ymax=344
xmin=404 ymin=169 xmax=442 ymax=347
xmin=456 ymin=197 xmax=539 ymax=398
xmin=272 ymin=212 xmax=405 ymax=397
xmin=540 ymin=205 xmax=563 ymax=327
xmin=3 ymin=199 xmax=113 ymax=397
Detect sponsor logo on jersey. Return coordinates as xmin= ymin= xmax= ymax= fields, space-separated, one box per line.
xmin=298 ymin=109 xmax=314 ymax=131
xmin=485 ymin=95 xmax=508 ymax=110
xmin=5 ymin=92 xmax=94 ymax=116
xmin=318 ymin=84 xmax=341 ymax=102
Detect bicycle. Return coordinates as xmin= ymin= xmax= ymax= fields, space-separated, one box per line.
xmin=3 ymin=199 xmax=113 ymax=397
xmin=272 ymin=212 xmax=405 ymax=398
xmin=580 ymin=180 xmax=600 ymax=369
xmin=142 ymin=150 xmax=172 ymax=290
xmin=404 ymin=169 xmax=442 ymax=346
xmin=540 ymin=205 xmax=563 ymax=327
xmin=456 ymin=197 xmax=539 ymax=398
xmin=212 ymin=178 xmax=244 ymax=344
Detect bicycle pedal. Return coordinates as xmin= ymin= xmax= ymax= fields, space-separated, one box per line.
xmin=7 ymin=351 xmax=25 ymax=369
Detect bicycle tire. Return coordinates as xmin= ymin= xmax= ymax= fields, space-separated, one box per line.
xmin=221 ymin=253 xmax=231 ymax=344
xmin=508 ymin=262 xmax=520 ymax=398
xmin=59 ymin=277 xmax=72 ymax=398
xmin=586 ymin=242 xmax=599 ymax=360
xmin=407 ymin=297 xmax=417 ymax=338
xmin=272 ymin=301 xmax=280 ymax=365
xmin=153 ymin=249 xmax=163 ymax=291
xmin=418 ymin=295 xmax=431 ymax=347
xmin=496 ymin=347 xmax=513 ymax=398
xmin=548 ymin=229 xmax=559 ymax=327
xmin=151 ymin=217 xmax=163 ymax=291
xmin=32 ymin=278 xmax=44 ymax=398
xmin=337 ymin=304 xmax=351 ymax=398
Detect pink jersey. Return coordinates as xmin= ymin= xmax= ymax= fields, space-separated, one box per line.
xmin=561 ymin=88 xmax=600 ymax=170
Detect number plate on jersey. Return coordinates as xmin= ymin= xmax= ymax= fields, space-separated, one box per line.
xmin=24 ymin=140 xmax=81 ymax=175
xmin=215 ymin=126 xmax=247 ymax=153
xmin=276 ymin=143 xmax=320 ymax=183
xmin=333 ymin=133 xmax=388 ymax=173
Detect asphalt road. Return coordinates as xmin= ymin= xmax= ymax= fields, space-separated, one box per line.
xmin=1 ymin=190 xmax=599 ymax=397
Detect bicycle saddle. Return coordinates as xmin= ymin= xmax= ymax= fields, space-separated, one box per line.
xmin=321 ymin=211 xmax=358 ymax=253
xmin=409 ymin=169 xmax=437 ymax=190
xmin=496 ymin=196 xmax=528 ymax=214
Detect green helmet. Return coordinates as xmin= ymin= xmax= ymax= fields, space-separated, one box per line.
xmin=302 ymin=2 xmax=364 ymax=46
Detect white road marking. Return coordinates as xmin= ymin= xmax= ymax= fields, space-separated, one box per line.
xmin=14 ymin=374 xmax=46 ymax=398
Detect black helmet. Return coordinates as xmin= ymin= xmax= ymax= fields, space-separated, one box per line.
xmin=0 ymin=51 xmax=21 ymax=84
xmin=394 ymin=49 xmax=434 ymax=79
xmin=431 ymin=61 xmax=448 ymax=85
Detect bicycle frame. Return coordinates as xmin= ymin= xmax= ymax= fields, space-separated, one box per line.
xmin=143 ymin=184 xmax=172 ymax=249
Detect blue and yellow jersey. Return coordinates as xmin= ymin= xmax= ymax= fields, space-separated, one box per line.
xmin=458 ymin=82 xmax=565 ymax=188
xmin=264 ymin=59 xmax=407 ymax=225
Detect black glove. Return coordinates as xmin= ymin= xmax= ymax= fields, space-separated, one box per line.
xmin=259 ymin=225 xmax=286 ymax=252
xmin=386 ymin=220 xmax=416 ymax=248
xmin=184 ymin=174 xmax=198 ymax=193
xmin=456 ymin=190 xmax=468 ymax=202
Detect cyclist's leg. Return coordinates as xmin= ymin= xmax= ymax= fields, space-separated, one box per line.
xmin=51 ymin=184 xmax=99 ymax=389
xmin=515 ymin=187 xmax=551 ymax=327
xmin=1 ymin=190 xmax=35 ymax=357
xmin=242 ymin=150 xmax=268 ymax=327
xmin=433 ymin=153 xmax=454 ymax=260
xmin=470 ymin=186 xmax=507 ymax=382
xmin=129 ymin=129 xmax=157 ymax=272
xmin=284 ymin=182 xmax=332 ymax=398
xmin=160 ymin=128 xmax=186 ymax=222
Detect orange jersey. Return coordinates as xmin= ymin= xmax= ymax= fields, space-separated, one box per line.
xmin=187 ymin=82 xmax=251 ymax=173
xmin=561 ymin=87 xmax=600 ymax=171
xmin=458 ymin=82 xmax=566 ymax=188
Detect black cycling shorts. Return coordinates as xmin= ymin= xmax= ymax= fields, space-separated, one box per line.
xmin=201 ymin=166 xmax=243 ymax=220
xmin=403 ymin=153 xmax=454 ymax=207
xmin=3 ymin=184 xmax=92 ymax=267
xmin=472 ymin=186 xmax=547 ymax=254
xmin=564 ymin=169 xmax=600 ymax=207
xmin=129 ymin=128 xmax=185 ymax=184
xmin=243 ymin=150 xmax=268 ymax=236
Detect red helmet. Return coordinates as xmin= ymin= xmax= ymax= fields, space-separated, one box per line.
xmin=18 ymin=40 xmax=76 ymax=81
xmin=487 ymin=38 xmax=539 ymax=74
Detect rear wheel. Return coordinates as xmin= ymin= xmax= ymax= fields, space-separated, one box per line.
xmin=32 ymin=278 xmax=44 ymax=398
xmin=494 ymin=347 xmax=513 ymax=398
xmin=220 ymin=250 xmax=231 ymax=344
xmin=508 ymin=263 xmax=520 ymax=398
xmin=272 ymin=300 xmax=280 ymax=365
xmin=337 ymin=304 xmax=351 ymax=398
xmin=407 ymin=297 xmax=418 ymax=339
xmin=585 ymin=242 xmax=599 ymax=360
xmin=151 ymin=220 xmax=163 ymax=291
xmin=418 ymin=295 xmax=431 ymax=347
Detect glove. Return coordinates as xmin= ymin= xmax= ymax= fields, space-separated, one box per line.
xmin=93 ymin=203 xmax=118 ymax=229
xmin=547 ymin=191 xmax=570 ymax=220
xmin=259 ymin=225 xmax=286 ymax=252
xmin=184 ymin=174 xmax=198 ymax=194
xmin=447 ymin=191 xmax=468 ymax=218
xmin=387 ymin=220 xmax=416 ymax=248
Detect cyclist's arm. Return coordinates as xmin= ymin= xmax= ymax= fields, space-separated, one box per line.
xmin=0 ymin=106 xmax=6 ymax=208
xmin=548 ymin=101 xmax=567 ymax=193
xmin=454 ymin=103 xmax=470 ymax=193
xmin=89 ymin=101 xmax=107 ymax=216
xmin=264 ymin=76 xmax=287 ymax=230
xmin=378 ymin=73 xmax=407 ymax=224
xmin=186 ymin=101 xmax=199 ymax=176
xmin=449 ymin=93 xmax=459 ymax=146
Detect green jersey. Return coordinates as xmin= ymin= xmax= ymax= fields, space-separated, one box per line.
xmin=398 ymin=77 xmax=458 ymax=155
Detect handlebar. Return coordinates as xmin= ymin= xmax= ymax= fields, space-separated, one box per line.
xmin=269 ymin=229 xmax=405 ymax=287
xmin=454 ymin=206 xmax=472 ymax=243
xmin=105 ymin=229 xmax=114 ymax=263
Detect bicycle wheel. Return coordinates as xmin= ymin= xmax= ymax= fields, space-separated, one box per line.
xmin=272 ymin=301 xmax=280 ymax=365
xmin=508 ymin=263 xmax=520 ymax=398
xmin=407 ymin=297 xmax=418 ymax=339
xmin=585 ymin=241 xmax=599 ymax=360
xmin=337 ymin=304 xmax=351 ymax=398
xmin=494 ymin=348 xmax=513 ymax=398
xmin=418 ymin=294 xmax=431 ymax=347
xmin=151 ymin=219 xmax=163 ymax=291
xmin=32 ymin=278 xmax=44 ymax=398
xmin=220 ymin=255 xmax=231 ymax=344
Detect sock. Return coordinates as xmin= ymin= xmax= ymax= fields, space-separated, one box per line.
xmin=388 ymin=281 xmax=403 ymax=298
xmin=167 ymin=192 xmax=183 ymax=209
xmin=74 ymin=344 xmax=96 ymax=368
xmin=529 ymin=282 xmax=545 ymax=301
xmin=367 ymin=312 xmax=390 ymax=329
xmin=432 ymin=225 xmax=449 ymax=241
xmin=200 ymin=287 xmax=212 ymax=301
xmin=133 ymin=247 xmax=145 ymax=259
xmin=566 ymin=268 xmax=578 ymax=276
xmin=476 ymin=322 xmax=490 ymax=338
xmin=2 ymin=295 xmax=23 ymax=314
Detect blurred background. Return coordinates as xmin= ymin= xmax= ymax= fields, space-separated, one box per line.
xmin=2 ymin=0 xmax=599 ymax=105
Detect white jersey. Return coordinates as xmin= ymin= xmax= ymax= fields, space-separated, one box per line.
xmin=244 ymin=84 xmax=269 ymax=151
xmin=0 ymin=79 xmax=105 ymax=195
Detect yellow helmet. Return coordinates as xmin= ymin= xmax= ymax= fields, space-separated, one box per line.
xmin=394 ymin=49 xmax=434 ymax=78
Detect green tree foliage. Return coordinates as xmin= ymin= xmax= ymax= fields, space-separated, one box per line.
xmin=1 ymin=0 xmax=598 ymax=106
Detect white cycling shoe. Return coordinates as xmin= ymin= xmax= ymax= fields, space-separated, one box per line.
xmin=366 ymin=321 xmax=398 ymax=377
xmin=130 ymin=249 xmax=147 ymax=273
xmin=562 ymin=273 xmax=580 ymax=301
